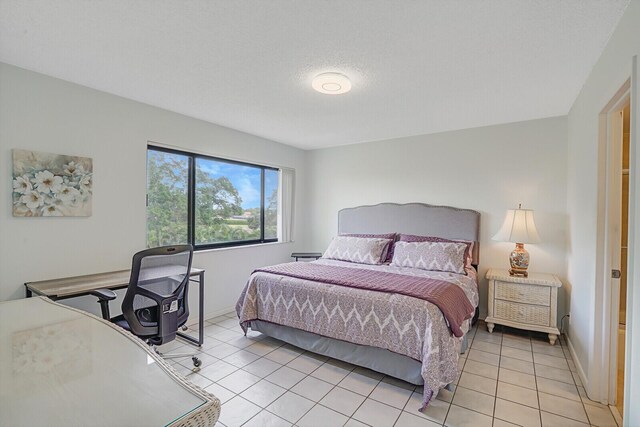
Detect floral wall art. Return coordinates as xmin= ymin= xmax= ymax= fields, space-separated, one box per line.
xmin=12 ymin=149 xmax=93 ymax=217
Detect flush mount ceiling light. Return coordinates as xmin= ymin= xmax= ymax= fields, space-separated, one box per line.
xmin=312 ymin=72 xmax=352 ymax=95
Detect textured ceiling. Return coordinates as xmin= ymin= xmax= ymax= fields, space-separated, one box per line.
xmin=0 ymin=1 xmax=629 ymax=149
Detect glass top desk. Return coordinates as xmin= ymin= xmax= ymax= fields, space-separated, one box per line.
xmin=24 ymin=267 xmax=205 ymax=347
xmin=0 ymin=297 xmax=220 ymax=427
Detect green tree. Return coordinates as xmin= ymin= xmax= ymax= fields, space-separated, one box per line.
xmin=146 ymin=151 xmax=189 ymax=247
xmin=194 ymin=165 xmax=245 ymax=244
xmin=264 ymin=187 xmax=278 ymax=239
xmin=147 ymin=150 xmax=272 ymax=247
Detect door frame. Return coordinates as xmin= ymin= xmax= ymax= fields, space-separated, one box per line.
xmin=596 ymin=56 xmax=638 ymax=426
xmin=608 ymin=92 xmax=628 ymax=411
xmin=597 ymin=79 xmax=629 ymax=409
xmin=623 ymin=55 xmax=639 ymax=427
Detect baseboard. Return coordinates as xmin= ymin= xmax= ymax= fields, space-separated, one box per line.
xmin=566 ymin=334 xmax=590 ymax=393
xmin=204 ymin=305 xmax=236 ymax=321
xmin=610 ymin=405 xmax=623 ymax=426
xmin=186 ymin=305 xmax=235 ymax=327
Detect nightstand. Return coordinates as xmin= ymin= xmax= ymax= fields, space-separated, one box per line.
xmin=485 ymin=268 xmax=562 ymax=345
xmin=290 ymin=252 xmax=322 ymax=261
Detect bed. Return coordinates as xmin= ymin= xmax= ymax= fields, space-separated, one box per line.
xmin=236 ymin=202 xmax=480 ymax=409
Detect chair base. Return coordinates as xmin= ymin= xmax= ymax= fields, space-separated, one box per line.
xmin=153 ymin=346 xmax=202 ymax=372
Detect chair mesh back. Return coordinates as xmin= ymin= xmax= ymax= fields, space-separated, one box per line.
xmin=122 ymin=245 xmax=193 ymax=336
xmin=132 ymin=251 xmax=191 ymax=321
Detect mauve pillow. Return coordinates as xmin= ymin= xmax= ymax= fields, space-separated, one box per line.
xmin=392 ymin=241 xmax=468 ymax=274
xmin=341 ymin=233 xmax=397 ymax=263
xmin=398 ymin=234 xmax=474 ymax=271
xmin=323 ymin=236 xmax=394 ymax=265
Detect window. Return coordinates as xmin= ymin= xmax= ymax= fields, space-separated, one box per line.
xmin=146 ymin=146 xmax=279 ymax=249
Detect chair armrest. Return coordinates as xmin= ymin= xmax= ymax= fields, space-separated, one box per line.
xmin=90 ymin=288 xmax=117 ymax=320
xmin=90 ymin=288 xmax=117 ymax=301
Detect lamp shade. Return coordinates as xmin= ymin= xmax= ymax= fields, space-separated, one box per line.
xmin=492 ymin=209 xmax=541 ymax=244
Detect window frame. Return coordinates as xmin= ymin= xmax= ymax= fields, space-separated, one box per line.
xmin=147 ymin=145 xmax=279 ymax=250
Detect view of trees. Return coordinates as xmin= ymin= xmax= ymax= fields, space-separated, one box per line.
xmin=264 ymin=179 xmax=278 ymax=239
xmin=245 ymin=186 xmax=277 ymax=238
xmin=146 ymin=150 xmax=278 ymax=248
xmin=147 ymin=151 xmax=189 ymax=247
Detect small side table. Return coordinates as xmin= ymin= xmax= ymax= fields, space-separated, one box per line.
xmin=291 ymin=252 xmax=322 ymax=261
xmin=485 ymin=268 xmax=562 ymax=345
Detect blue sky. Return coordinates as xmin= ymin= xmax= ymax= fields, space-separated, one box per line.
xmin=199 ymin=159 xmax=278 ymax=209
xmin=149 ymin=151 xmax=277 ymax=210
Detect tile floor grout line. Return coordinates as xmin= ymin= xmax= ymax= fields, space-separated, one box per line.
xmin=492 ymin=325 xmax=503 ymax=426
xmin=443 ymin=331 xmax=468 ymax=425
xmin=540 ymin=334 xmax=599 ymax=427
xmin=286 ymin=382 xmax=339 ymax=425
xmin=262 ymin=358 xmax=364 ymax=425
xmin=239 ymin=408 xmax=291 ymax=426
xmin=528 ymin=332 xmax=544 ymax=427
xmin=565 ymin=338 xmax=620 ymax=427
xmin=558 ymin=333 xmax=599 ymax=427
xmin=463 ymin=323 xmax=534 ymax=425
xmin=574 ymin=356 xmax=597 ymax=426
xmin=259 ymin=362 xmax=311 ymax=391
xmin=209 ymin=315 xmax=606 ymax=427
xmin=338 ymin=370 xmax=385 ymax=426
xmin=442 ymin=320 xmax=479 ymax=426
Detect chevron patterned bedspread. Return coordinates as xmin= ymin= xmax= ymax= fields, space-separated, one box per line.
xmin=254 ymin=261 xmax=474 ymax=337
xmin=236 ymin=259 xmax=479 ymax=409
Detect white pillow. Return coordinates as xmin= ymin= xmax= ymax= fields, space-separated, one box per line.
xmin=391 ymin=241 xmax=467 ymax=274
xmin=323 ymin=236 xmax=392 ymax=265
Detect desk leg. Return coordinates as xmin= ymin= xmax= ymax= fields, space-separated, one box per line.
xmin=177 ymin=271 xmax=204 ymax=348
xmin=198 ymin=271 xmax=204 ymax=346
xmin=25 ymin=285 xmax=32 ymax=298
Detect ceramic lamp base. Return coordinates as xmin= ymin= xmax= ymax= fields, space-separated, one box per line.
xmin=509 ymin=268 xmax=529 ymax=277
xmin=509 ymin=243 xmax=530 ymax=277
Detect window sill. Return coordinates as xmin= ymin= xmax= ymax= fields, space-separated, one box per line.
xmin=193 ymin=240 xmax=294 ymax=255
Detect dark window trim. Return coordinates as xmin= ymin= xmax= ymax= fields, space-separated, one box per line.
xmin=147 ymin=145 xmax=278 ymax=251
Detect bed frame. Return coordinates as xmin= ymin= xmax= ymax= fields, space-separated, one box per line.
xmin=252 ymin=202 xmax=481 ymax=385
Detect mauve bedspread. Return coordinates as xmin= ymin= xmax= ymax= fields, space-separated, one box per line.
xmin=235 ymin=259 xmax=478 ymax=409
xmin=254 ymin=262 xmax=474 ymax=338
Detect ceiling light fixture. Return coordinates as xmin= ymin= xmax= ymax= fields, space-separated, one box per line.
xmin=312 ymin=72 xmax=352 ymax=95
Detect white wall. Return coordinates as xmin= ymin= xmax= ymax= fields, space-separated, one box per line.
xmin=306 ymin=117 xmax=569 ymax=320
xmin=566 ymin=1 xmax=640 ymax=421
xmin=0 ymin=62 xmax=307 ymax=319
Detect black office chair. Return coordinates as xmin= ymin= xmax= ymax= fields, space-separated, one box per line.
xmin=92 ymin=245 xmax=201 ymax=369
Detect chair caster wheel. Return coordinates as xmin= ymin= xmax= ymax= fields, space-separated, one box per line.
xmin=192 ymin=357 xmax=202 ymax=368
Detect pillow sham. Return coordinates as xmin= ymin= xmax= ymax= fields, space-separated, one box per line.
xmin=323 ymin=236 xmax=393 ymax=265
xmin=398 ymin=234 xmax=475 ymax=270
xmin=340 ymin=232 xmax=397 ymax=263
xmin=391 ymin=241 xmax=468 ymax=274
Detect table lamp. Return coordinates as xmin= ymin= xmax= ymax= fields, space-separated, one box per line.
xmin=492 ymin=204 xmax=540 ymax=277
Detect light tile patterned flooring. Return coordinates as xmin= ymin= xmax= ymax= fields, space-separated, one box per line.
xmin=163 ymin=314 xmax=620 ymax=427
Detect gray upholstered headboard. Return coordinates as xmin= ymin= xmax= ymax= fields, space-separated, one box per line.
xmin=338 ymin=202 xmax=481 ymax=265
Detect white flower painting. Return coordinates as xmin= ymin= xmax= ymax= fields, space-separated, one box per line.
xmin=12 ymin=149 xmax=93 ymax=217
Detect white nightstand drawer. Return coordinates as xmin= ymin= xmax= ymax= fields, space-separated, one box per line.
xmin=495 ymin=281 xmax=551 ymax=306
xmin=494 ymin=300 xmax=550 ymax=327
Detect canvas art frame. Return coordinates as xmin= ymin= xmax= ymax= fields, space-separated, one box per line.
xmin=12 ymin=149 xmax=93 ymax=217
